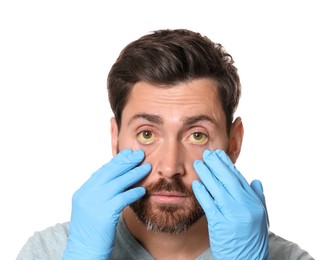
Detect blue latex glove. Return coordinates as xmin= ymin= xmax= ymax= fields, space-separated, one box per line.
xmin=192 ymin=149 xmax=269 ymax=260
xmin=62 ymin=149 xmax=151 ymax=259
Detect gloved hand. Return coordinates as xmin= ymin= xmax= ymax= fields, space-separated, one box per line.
xmin=192 ymin=149 xmax=269 ymax=260
xmin=62 ymin=149 xmax=151 ymax=259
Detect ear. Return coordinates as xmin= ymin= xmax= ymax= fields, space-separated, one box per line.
xmin=111 ymin=117 xmax=119 ymax=156
xmin=227 ymin=117 xmax=244 ymax=163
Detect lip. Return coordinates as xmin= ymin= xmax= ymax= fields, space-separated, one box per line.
xmin=150 ymin=192 xmax=187 ymax=204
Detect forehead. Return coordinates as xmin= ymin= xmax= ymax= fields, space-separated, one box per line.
xmin=121 ymin=78 xmax=225 ymax=124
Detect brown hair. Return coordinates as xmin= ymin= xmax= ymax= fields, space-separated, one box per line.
xmin=107 ymin=29 xmax=241 ymax=131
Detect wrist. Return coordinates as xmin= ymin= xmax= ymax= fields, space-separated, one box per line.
xmin=62 ymin=237 xmax=112 ymax=260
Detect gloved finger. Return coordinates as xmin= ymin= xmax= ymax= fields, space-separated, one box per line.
xmin=202 ymin=150 xmax=246 ymax=202
xmin=250 ymin=180 xmax=265 ymax=205
xmin=250 ymin=180 xmax=270 ymax=227
xmin=192 ymin=180 xmax=221 ymax=220
xmin=216 ymin=150 xmax=260 ymax=202
xmin=83 ymin=149 xmax=145 ymax=189
xmin=111 ymin=187 xmax=146 ymax=214
xmin=105 ymin=163 xmax=151 ymax=197
xmin=193 ymin=160 xmax=229 ymax=203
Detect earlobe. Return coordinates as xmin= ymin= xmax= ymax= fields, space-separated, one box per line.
xmin=111 ymin=117 xmax=119 ymax=156
xmin=227 ymin=117 xmax=244 ymax=163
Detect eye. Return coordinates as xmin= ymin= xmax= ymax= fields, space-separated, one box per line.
xmin=137 ymin=130 xmax=156 ymax=144
xmin=188 ymin=132 xmax=208 ymax=145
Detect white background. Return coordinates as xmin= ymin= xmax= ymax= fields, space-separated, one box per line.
xmin=1 ymin=1 xmax=333 ymax=259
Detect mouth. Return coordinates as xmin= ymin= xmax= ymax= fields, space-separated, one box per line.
xmin=150 ymin=192 xmax=188 ymax=204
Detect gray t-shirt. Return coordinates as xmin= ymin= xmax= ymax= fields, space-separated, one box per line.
xmin=17 ymin=217 xmax=314 ymax=260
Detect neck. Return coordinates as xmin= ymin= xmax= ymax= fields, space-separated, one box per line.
xmin=123 ymin=207 xmax=210 ymax=260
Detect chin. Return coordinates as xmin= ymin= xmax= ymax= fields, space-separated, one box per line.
xmin=130 ymin=199 xmax=204 ymax=234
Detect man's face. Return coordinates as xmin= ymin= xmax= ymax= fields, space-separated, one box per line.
xmin=111 ymin=78 xmax=243 ymax=233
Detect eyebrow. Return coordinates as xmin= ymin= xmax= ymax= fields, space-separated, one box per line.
xmin=183 ymin=115 xmax=217 ymax=127
xmin=128 ymin=113 xmax=217 ymax=127
xmin=128 ymin=113 xmax=163 ymax=126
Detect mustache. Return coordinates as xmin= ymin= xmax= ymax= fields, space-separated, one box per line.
xmin=144 ymin=177 xmax=194 ymax=196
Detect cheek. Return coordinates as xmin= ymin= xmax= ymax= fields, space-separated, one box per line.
xmin=207 ymin=135 xmax=230 ymax=153
xmin=117 ymin=131 xmax=142 ymax=152
xmin=186 ymin=147 xmax=205 ymax=180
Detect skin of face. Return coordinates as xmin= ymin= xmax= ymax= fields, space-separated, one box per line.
xmin=110 ymin=78 xmax=244 ymax=234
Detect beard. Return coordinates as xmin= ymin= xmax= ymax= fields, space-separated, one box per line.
xmin=130 ymin=177 xmax=204 ymax=234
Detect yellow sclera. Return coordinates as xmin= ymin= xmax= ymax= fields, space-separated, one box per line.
xmin=188 ymin=132 xmax=208 ymax=144
xmin=137 ymin=130 xmax=156 ymax=144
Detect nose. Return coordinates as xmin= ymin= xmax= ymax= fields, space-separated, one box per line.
xmin=155 ymin=140 xmax=185 ymax=178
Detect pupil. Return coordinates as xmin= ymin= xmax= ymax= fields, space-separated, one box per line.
xmin=194 ymin=133 xmax=202 ymax=140
xmin=144 ymin=131 xmax=152 ymax=138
